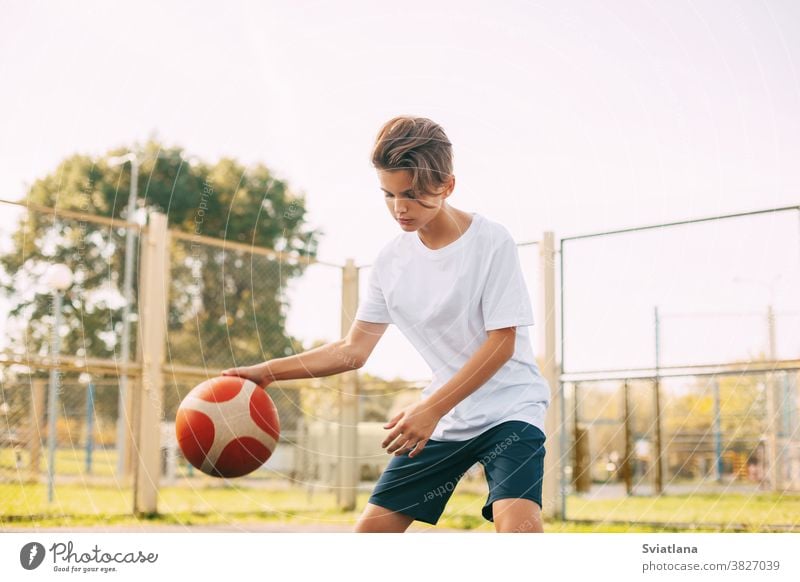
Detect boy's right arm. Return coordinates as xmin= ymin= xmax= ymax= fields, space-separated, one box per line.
xmin=221 ymin=320 xmax=389 ymax=386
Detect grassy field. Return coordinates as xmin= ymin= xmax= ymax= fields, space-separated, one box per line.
xmin=1 ymin=447 xmax=118 ymax=477
xmin=3 ymin=447 xmax=798 ymax=532
xmin=1 ymin=481 xmax=798 ymax=532
xmin=568 ymin=492 xmax=800 ymax=530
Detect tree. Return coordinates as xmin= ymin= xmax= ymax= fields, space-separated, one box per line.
xmin=0 ymin=140 xmax=324 ymax=380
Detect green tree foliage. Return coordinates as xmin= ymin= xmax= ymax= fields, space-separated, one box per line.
xmin=665 ymin=373 xmax=766 ymax=449
xmin=572 ymin=374 xmax=770 ymax=481
xmin=0 ymin=140 xmax=324 ymax=374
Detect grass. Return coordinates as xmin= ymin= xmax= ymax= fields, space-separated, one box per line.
xmin=1 ymin=447 xmax=118 ymax=477
xmin=567 ymin=492 xmax=800 ymax=530
xmin=1 ymin=481 xmax=798 ymax=532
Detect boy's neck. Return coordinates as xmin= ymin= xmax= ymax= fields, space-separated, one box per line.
xmin=417 ymin=207 xmax=474 ymax=250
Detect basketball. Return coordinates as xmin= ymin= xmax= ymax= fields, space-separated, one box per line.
xmin=175 ymin=376 xmax=280 ymax=478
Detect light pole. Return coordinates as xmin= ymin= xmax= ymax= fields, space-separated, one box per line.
xmin=79 ymin=372 xmax=95 ymax=475
xmin=107 ymin=152 xmax=140 ymax=479
xmin=107 ymin=149 xmax=193 ymax=478
xmin=44 ymin=262 xmax=73 ymax=503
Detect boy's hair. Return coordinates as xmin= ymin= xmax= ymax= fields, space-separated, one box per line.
xmin=371 ymin=116 xmax=453 ymax=196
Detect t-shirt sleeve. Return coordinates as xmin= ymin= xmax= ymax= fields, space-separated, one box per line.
xmin=355 ymin=261 xmax=393 ymax=324
xmin=481 ymin=233 xmax=535 ymax=330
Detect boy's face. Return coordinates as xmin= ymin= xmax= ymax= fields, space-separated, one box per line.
xmin=378 ymin=169 xmax=453 ymax=231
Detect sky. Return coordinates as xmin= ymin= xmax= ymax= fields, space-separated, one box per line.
xmin=1 ymin=0 xmax=799 ymax=381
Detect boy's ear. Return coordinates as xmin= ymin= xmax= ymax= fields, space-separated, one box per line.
xmin=436 ymin=175 xmax=456 ymax=202
xmin=442 ymin=175 xmax=456 ymax=197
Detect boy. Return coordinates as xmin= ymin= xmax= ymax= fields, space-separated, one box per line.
xmin=223 ymin=116 xmax=551 ymax=533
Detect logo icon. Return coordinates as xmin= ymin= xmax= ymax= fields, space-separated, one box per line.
xmin=20 ymin=542 xmax=46 ymax=570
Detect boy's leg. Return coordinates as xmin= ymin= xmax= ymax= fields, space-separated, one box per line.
xmin=353 ymin=502 xmax=415 ymax=533
xmin=491 ymin=498 xmax=544 ymax=533
xmin=360 ymin=439 xmax=476 ymax=530
xmin=473 ymin=420 xmax=547 ymax=533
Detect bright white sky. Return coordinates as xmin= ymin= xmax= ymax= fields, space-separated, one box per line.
xmin=1 ymin=0 xmax=799 ymax=381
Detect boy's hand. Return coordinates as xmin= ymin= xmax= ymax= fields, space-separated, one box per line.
xmin=220 ymin=363 xmax=272 ymax=388
xmin=381 ymin=399 xmax=443 ymax=458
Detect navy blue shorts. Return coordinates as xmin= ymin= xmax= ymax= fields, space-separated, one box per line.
xmin=367 ymin=420 xmax=546 ymax=525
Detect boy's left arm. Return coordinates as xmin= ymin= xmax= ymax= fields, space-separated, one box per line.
xmin=381 ymin=327 xmax=517 ymax=457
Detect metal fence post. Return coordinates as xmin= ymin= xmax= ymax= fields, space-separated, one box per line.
xmin=85 ymin=381 xmax=95 ymax=475
xmin=654 ymin=306 xmax=664 ymax=495
xmin=538 ymin=232 xmax=562 ymax=519
xmin=622 ymin=379 xmax=633 ymax=495
xmin=712 ymin=377 xmax=723 ymax=482
xmin=766 ymin=306 xmax=781 ymax=491
xmin=133 ymin=211 xmax=169 ymax=515
xmin=337 ymin=258 xmax=360 ymax=510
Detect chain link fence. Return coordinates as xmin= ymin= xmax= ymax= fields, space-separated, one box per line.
xmin=3 ymin=199 xmax=800 ymax=526
xmin=564 ymin=371 xmax=800 ymax=497
xmin=0 ymin=201 xmax=446 ymax=510
xmin=559 ymin=207 xmax=800 ymax=505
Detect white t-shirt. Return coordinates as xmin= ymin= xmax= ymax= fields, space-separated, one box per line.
xmin=355 ymin=212 xmax=551 ymax=441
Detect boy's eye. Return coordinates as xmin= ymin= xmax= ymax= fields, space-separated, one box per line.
xmin=384 ymin=192 xmax=417 ymax=200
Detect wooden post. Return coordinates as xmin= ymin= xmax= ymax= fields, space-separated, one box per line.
xmin=537 ymin=231 xmax=562 ymax=518
xmin=122 ymin=369 xmax=137 ymax=480
xmin=622 ymin=380 xmax=633 ymax=495
xmin=337 ymin=258 xmax=359 ymax=510
xmin=133 ymin=212 xmax=169 ymax=515
xmin=573 ymin=425 xmax=592 ymax=493
xmin=572 ymin=382 xmax=591 ymax=493
xmin=765 ymin=306 xmax=781 ymax=491
xmin=28 ymin=379 xmax=47 ymax=481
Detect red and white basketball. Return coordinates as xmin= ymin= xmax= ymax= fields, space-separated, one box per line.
xmin=175 ymin=376 xmax=280 ymax=478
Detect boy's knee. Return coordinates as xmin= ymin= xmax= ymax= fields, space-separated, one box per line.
xmin=354 ymin=504 xmax=414 ymax=533
xmin=353 ymin=517 xmax=406 ymax=533
xmin=492 ymin=498 xmax=544 ymax=533
xmin=353 ymin=520 xmax=384 ymax=533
